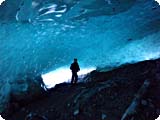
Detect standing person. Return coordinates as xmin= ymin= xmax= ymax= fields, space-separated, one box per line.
xmin=70 ymin=58 xmax=80 ymax=84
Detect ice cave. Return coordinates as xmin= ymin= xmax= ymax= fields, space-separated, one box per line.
xmin=0 ymin=0 xmax=160 ymax=119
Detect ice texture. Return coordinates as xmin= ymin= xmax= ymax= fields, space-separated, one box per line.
xmin=0 ymin=0 xmax=160 ymax=112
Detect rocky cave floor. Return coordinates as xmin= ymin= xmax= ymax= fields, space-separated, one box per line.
xmin=2 ymin=59 xmax=160 ymax=120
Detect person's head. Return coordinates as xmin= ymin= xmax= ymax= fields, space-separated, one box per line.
xmin=74 ymin=58 xmax=77 ymax=62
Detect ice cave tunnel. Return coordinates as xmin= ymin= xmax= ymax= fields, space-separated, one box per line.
xmin=0 ymin=0 xmax=160 ymax=115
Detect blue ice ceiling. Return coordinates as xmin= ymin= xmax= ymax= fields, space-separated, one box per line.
xmin=0 ymin=0 xmax=160 ymax=110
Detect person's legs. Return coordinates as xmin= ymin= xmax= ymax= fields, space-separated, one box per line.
xmin=74 ymin=73 xmax=78 ymax=84
xmin=71 ymin=73 xmax=74 ymax=84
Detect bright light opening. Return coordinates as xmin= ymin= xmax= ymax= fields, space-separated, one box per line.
xmin=0 ymin=0 xmax=5 ymax=5
xmin=155 ymin=0 xmax=160 ymax=4
xmin=144 ymin=52 xmax=160 ymax=60
xmin=0 ymin=115 xmax=5 ymax=120
xmin=41 ymin=67 xmax=95 ymax=88
xmin=156 ymin=115 xmax=160 ymax=120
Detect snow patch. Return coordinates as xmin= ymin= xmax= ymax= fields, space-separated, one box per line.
xmin=41 ymin=67 xmax=95 ymax=88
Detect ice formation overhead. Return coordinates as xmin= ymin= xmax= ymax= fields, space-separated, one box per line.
xmin=0 ymin=0 xmax=160 ymax=113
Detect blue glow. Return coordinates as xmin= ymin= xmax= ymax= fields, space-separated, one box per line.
xmin=0 ymin=0 xmax=160 ymax=113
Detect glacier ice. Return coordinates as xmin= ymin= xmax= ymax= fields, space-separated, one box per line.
xmin=0 ymin=0 xmax=160 ymax=113
xmin=16 ymin=0 xmax=33 ymax=22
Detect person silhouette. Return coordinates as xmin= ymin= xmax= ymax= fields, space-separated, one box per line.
xmin=70 ymin=58 xmax=80 ymax=84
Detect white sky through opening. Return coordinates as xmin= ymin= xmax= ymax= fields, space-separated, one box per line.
xmin=42 ymin=66 xmax=95 ymax=88
xmin=156 ymin=116 xmax=160 ymax=120
xmin=155 ymin=0 xmax=160 ymax=4
xmin=0 ymin=116 xmax=5 ymax=120
xmin=0 ymin=0 xmax=5 ymax=5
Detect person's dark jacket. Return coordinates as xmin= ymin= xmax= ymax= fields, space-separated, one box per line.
xmin=70 ymin=62 xmax=80 ymax=72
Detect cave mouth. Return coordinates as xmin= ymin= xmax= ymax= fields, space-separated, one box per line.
xmin=0 ymin=115 xmax=4 ymax=120
xmin=0 ymin=0 xmax=5 ymax=5
xmin=155 ymin=0 xmax=160 ymax=4
xmin=41 ymin=66 xmax=96 ymax=88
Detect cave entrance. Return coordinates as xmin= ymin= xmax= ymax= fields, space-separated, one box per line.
xmin=41 ymin=66 xmax=95 ymax=88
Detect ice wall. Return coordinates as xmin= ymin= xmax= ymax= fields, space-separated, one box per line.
xmin=16 ymin=0 xmax=32 ymax=22
xmin=0 ymin=0 xmax=160 ymax=112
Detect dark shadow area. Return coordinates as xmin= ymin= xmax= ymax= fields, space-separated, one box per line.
xmin=72 ymin=0 xmax=136 ymax=20
xmin=2 ymin=58 xmax=160 ymax=120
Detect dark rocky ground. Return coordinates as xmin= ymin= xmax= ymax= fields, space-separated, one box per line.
xmin=1 ymin=59 xmax=160 ymax=120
